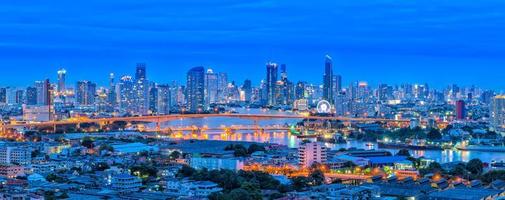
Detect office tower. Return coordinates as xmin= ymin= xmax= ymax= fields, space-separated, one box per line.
xmin=149 ymin=86 xmax=158 ymax=114
xmin=57 ymin=68 xmax=66 ymax=93
xmin=333 ymin=75 xmax=342 ymax=95
xmin=35 ymin=79 xmax=51 ymax=106
xmin=217 ymin=72 xmax=228 ymax=103
xmin=266 ymin=62 xmax=278 ymax=106
xmin=157 ymin=84 xmax=171 ymax=114
xmin=15 ymin=90 xmax=24 ymax=104
xmin=26 ymin=87 xmax=38 ymax=105
xmin=75 ymin=81 xmax=96 ymax=106
xmin=242 ymin=79 xmax=252 ymax=104
xmin=490 ymin=95 xmax=505 ymax=131
xmin=119 ymin=76 xmax=134 ymax=113
xmin=186 ymin=67 xmax=205 ymax=112
xmin=455 ymin=100 xmax=466 ymax=120
xmin=295 ymin=81 xmax=306 ymax=100
xmin=323 ymin=55 xmax=334 ymax=104
xmin=0 ymin=88 xmax=6 ymax=104
xmin=135 ymin=63 xmax=147 ymax=80
xmin=298 ymin=142 xmax=327 ymax=168
xmin=108 ymin=73 xmax=117 ymax=108
xmin=205 ymin=69 xmax=219 ymax=107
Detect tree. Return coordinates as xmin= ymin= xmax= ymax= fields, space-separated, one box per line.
xmin=291 ymin=176 xmax=310 ymax=191
xmin=94 ymin=162 xmax=110 ymax=171
xmin=178 ymin=165 xmax=196 ymax=177
xmin=81 ymin=136 xmax=94 ymax=148
xmin=481 ymin=170 xmax=505 ymax=184
xmin=450 ymin=163 xmax=468 ymax=177
xmin=169 ymin=151 xmax=181 ymax=160
xmin=466 ymin=159 xmax=483 ymax=175
xmin=427 ymin=129 xmax=442 ymax=140
xmin=233 ymin=145 xmax=249 ymax=157
xmin=99 ymin=144 xmax=114 ymax=152
xmin=396 ymin=149 xmax=411 ymax=157
xmin=228 ymin=189 xmax=255 ymax=200
xmin=247 ymin=144 xmax=265 ymax=154
xmin=310 ymin=169 xmax=325 ymax=186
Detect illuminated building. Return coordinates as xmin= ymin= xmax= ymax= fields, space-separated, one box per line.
xmin=57 ymin=68 xmax=66 ymax=93
xmin=323 ymin=55 xmax=334 ymax=104
xmin=111 ymin=173 xmax=142 ymax=194
xmin=490 ymin=95 xmax=505 ymax=131
xmin=0 ymin=88 xmax=5 ymax=104
xmin=25 ymin=86 xmax=38 ymax=105
xmin=22 ymin=105 xmax=51 ymax=122
xmin=157 ymin=84 xmax=171 ymax=114
xmin=455 ymin=100 xmax=466 ymax=120
xmin=217 ymin=72 xmax=228 ymax=103
xmin=75 ymin=81 xmax=96 ymax=106
xmin=187 ymin=66 xmax=205 ymax=112
xmin=149 ymin=86 xmax=158 ymax=113
xmin=333 ymin=74 xmax=342 ymax=95
xmin=35 ymin=79 xmax=51 ymax=106
xmin=205 ymin=69 xmax=219 ymax=107
xmin=298 ymin=142 xmax=327 ymax=168
xmin=266 ymin=62 xmax=278 ymax=106
xmin=119 ymin=76 xmax=134 ymax=114
xmin=0 ymin=146 xmax=32 ymax=165
xmin=135 ymin=63 xmax=146 ymax=80
xmin=242 ymin=79 xmax=252 ymax=104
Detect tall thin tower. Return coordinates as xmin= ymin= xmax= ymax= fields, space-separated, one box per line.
xmin=323 ymin=55 xmax=334 ymax=104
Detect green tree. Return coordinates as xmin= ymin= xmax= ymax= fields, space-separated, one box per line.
xmin=81 ymin=136 xmax=95 ymax=148
xmin=178 ymin=165 xmax=196 ymax=177
xmin=247 ymin=144 xmax=265 ymax=154
xmin=310 ymin=169 xmax=325 ymax=186
xmin=169 ymin=151 xmax=181 ymax=160
xmin=466 ymin=159 xmax=483 ymax=175
xmin=396 ymin=149 xmax=411 ymax=157
xmin=427 ymin=129 xmax=442 ymax=140
xmin=291 ymin=176 xmax=311 ymax=191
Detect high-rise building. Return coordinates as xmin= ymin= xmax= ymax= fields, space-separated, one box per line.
xmin=455 ymin=100 xmax=466 ymax=120
xmin=75 ymin=81 xmax=96 ymax=106
xmin=266 ymin=62 xmax=278 ymax=106
xmin=135 ymin=63 xmax=147 ymax=80
xmin=157 ymin=84 xmax=171 ymax=114
xmin=15 ymin=90 xmax=24 ymax=104
xmin=119 ymin=76 xmax=135 ymax=114
xmin=57 ymin=68 xmax=66 ymax=93
xmin=295 ymin=81 xmax=306 ymax=100
xmin=0 ymin=88 xmax=6 ymax=104
xmin=323 ymin=55 xmax=334 ymax=104
xmin=205 ymin=69 xmax=219 ymax=107
xmin=490 ymin=95 xmax=505 ymax=131
xmin=149 ymin=86 xmax=158 ymax=114
xmin=186 ymin=67 xmax=205 ymax=112
xmin=242 ymin=79 xmax=252 ymax=104
xmin=108 ymin=73 xmax=117 ymax=109
xmin=25 ymin=87 xmax=38 ymax=105
xmin=298 ymin=142 xmax=327 ymax=168
xmin=217 ymin=72 xmax=228 ymax=103
xmin=333 ymin=75 xmax=342 ymax=95
xmin=35 ymin=79 xmax=51 ymax=106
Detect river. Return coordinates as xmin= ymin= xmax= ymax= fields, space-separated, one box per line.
xmin=155 ymin=108 xmax=503 ymax=163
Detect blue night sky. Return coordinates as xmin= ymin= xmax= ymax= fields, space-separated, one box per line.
xmin=1 ymin=0 xmax=504 ymax=90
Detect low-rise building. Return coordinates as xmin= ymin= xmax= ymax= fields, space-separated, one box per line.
xmin=111 ymin=173 xmax=142 ymax=194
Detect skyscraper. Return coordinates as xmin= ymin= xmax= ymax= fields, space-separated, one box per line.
xmin=205 ymin=69 xmax=219 ymax=107
xmin=455 ymin=100 xmax=466 ymax=120
xmin=25 ymin=87 xmax=37 ymax=105
xmin=323 ymin=55 xmax=334 ymax=104
xmin=35 ymin=79 xmax=51 ymax=106
xmin=57 ymin=68 xmax=66 ymax=93
xmin=490 ymin=95 xmax=505 ymax=131
xmin=135 ymin=63 xmax=147 ymax=80
xmin=157 ymin=84 xmax=171 ymax=114
xmin=0 ymin=88 xmax=6 ymax=104
xmin=333 ymin=75 xmax=342 ymax=95
xmin=266 ymin=62 xmax=278 ymax=106
xmin=75 ymin=81 xmax=97 ymax=106
xmin=149 ymin=86 xmax=158 ymax=114
xmin=242 ymin=79 xmax=252 ymax=104
xmin=217 ymin=72 xmax=228 ymax=103
xmin=186 ymin=67 xmax=205 ymax=112
xmin=119 ymin=76 xmax=134 ymax=114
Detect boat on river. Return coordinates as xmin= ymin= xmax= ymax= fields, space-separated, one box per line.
xmin=456 ymin=145 xmax=505 ymax=152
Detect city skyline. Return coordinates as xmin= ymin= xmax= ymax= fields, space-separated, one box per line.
xmin=1 ymin=1 xmax=505 ymax=89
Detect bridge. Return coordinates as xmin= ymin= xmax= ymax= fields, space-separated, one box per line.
xmin=0 ymin=113 xmax=410 ymax=133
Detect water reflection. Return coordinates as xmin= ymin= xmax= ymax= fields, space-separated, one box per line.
xmin=159 ymin=108 xmax=502 ymax=163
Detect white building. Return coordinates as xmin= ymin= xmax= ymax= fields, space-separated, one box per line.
xmin=0 ymin=146 xmax=31 ymax=165
xmin=190 ymin=157 xmax=244 ymax=171
xmin=298 ymin=142 xmax=327 ymax=168
xmin=491 ymin=95 xmax=505 ymax=132
xmin=22 ymin=105 xmax=51 ymax=122
xmin=165 ymin=179 xmax=222 ymax=198
xmin=111 ymin=173 xmax=142 ymax=194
